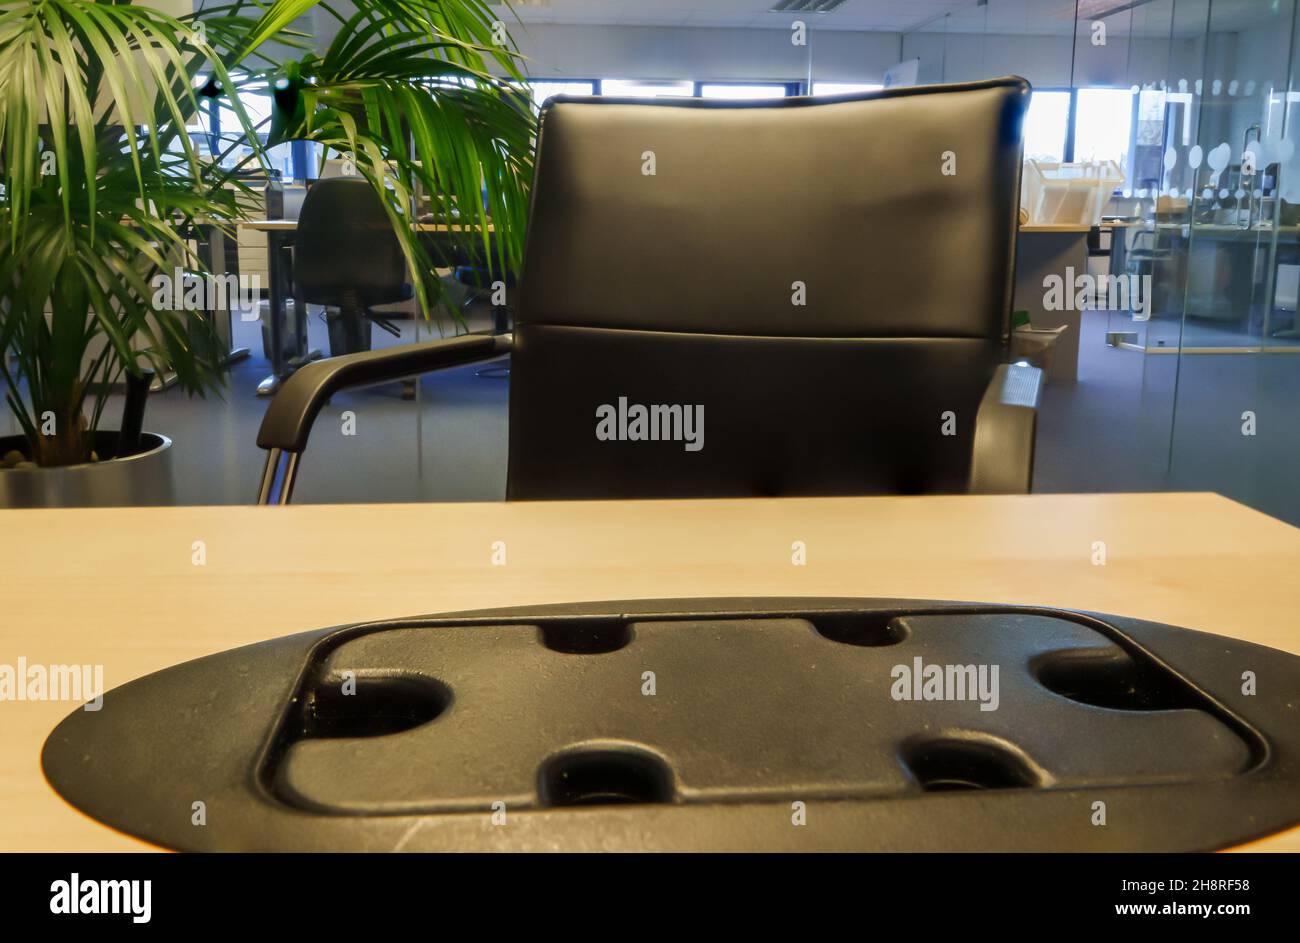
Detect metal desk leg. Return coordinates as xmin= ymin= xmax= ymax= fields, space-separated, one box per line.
xmin=285 ymin=246 xmax=322 ymax=371
xmin=257 ymin=231 xmax=290 ymax=397
xmin=200 ymin=224 xmax=250 ymax=368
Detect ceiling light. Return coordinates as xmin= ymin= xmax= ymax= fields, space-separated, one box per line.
xmin=770 ymin=0 xmax=851 ymax=13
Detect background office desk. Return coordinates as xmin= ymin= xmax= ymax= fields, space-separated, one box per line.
xmin=2 ymin=492 xmax=1298 ymax=851
xmin=238 ymin=219 xmax=497 ymax=395
xmin=1014 ymin=224 xmax=1095 ymax=381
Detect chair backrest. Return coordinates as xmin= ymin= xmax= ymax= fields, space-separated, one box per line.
xmin=295 ymin=176 xmax=406 ymax=308
xmin=507 ymin=77 xmax=1029 ymax=500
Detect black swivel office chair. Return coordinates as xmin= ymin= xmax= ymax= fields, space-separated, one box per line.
xmin=454 ymin=262 xmax=514 ymax=379
xmin=295 ymin=176 xmax=409 ymax=359
xmin=455 ymin=263 xmax=514 ymax=336
xmin=256 ymin=77 xmax=1041 ymax=504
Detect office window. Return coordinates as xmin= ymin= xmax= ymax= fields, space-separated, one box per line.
xmin=601 ymin=79 xmax=694 ymax=98
xmin=1023 ymin=90 xmax=1071 ymax=162
xmin=1074 ymin=87 xmax=1135 ymax=166
xmin=530 ymin=80 xmax=595 ymax=109
xmin=215 ymin=84 xmax=270 ymax=137
xmin=169 ymin=75 xmax=216 ymax=160
xmin=811 ymin=82 xmax=882 ymax=97
xmin=698 ymin=83 xmax=789 ymax=100
xmin=211 ymin=79 xmax=294 ymax=178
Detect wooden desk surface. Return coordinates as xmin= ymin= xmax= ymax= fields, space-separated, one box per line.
xmin=1019 ymin=223 xmax=1094 ymax=233
xmin=241 ymin=218 xmax=494 ymax=233
xmin=1105 ymin=219 xmax=1300 ymax=234
xmin=244 ymin=219 xmax=1158 ymax=236
xmin=3 ymin=492 xmax=1298 ymax=851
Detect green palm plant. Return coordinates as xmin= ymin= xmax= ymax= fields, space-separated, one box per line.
xmin=0 ymin=0 xmax=534 ymax=467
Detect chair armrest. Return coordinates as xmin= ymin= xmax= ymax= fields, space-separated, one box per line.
xmin=968 ymin=362 xmax=1043 ymax=495
xmin=256 ymin=333 xmax=512 ymax=453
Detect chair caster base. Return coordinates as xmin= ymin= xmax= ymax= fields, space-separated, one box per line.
xmin=476 ymin=359 xmax=510 ymax=379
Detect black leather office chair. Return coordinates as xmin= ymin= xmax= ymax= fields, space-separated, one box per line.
xmin=295 ymin=176 xmax=408 ymax=358
xmin=256 ymin=77 xmax=1041 ymax=504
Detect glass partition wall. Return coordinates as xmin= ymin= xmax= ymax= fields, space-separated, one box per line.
xmin=1167 ymin=0 xmax=1300 ymax=525
xmin=905 ymin=0 xmax=1300 ymax=524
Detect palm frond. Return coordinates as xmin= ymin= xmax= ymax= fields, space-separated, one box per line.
xmin=1 ymin=0 xmax=537 ymax=466
xmin=0 ymin=0 xmax=251 ymax=464
xmin=258 ymin=1 xmax=535 ymax=326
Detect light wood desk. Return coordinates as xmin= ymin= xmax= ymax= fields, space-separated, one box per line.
xmin=241 ymin=219 xmax=495 ymax=234
xmin=3 ymin=492 xmax=1298 ymax=851
xmin=1019 ymin=223 xmax=1094 ymax=233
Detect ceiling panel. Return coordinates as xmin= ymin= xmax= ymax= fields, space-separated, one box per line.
xmin=491 ymin=0 xmax=975 ymax=32
xmin=494 ymin=0 xmax=1298 ymax=37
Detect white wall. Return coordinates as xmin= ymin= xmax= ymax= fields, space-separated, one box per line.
xmin=903 ymin=30 xmax=1204 ymax=90
xmin=906 ymin=31 xmax=1072 ymax=87
xmin=499 ymin=22 xmax=1212 ymax=92
xmin=509 ymin=23 xmax=903 ymax=85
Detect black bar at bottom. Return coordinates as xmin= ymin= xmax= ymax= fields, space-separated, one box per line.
xmin=11 ymin=851 xmax=1285 ymax=930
